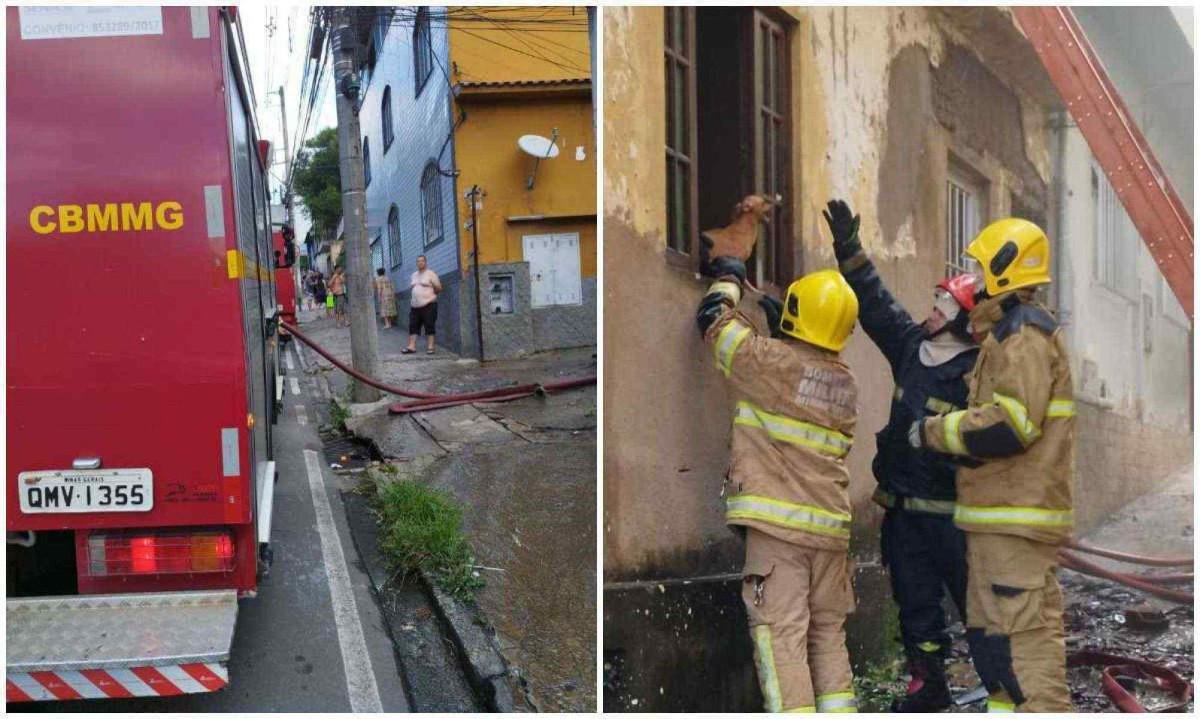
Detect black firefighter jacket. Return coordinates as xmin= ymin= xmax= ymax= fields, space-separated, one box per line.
xmin=842 ymin=256 xmax=978 ymax=503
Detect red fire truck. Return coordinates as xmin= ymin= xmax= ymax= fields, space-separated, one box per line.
xmin=7 ymin=7 xmax=279 ymax=701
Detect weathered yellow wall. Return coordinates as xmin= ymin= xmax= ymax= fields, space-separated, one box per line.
xmin=449 ymin=6 xmax=596 ymax=277
xmin=603 ymin=6 xmax=1054 ymax=578
xmin=449 ymin=5 xmax=591 ymax=84
xmin=452 ymin=96 xmax=597 ymax=275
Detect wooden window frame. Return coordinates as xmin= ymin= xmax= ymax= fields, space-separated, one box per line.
xmin=664 ymin=7 xmax=699 ymax=271
xmin=749 ymin=9 xmax=794 ymax=291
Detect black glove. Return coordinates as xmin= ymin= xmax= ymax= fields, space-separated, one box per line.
xmin=758 ymin=295 xmax=784 ymax=339
xmin=823 ymin=199 xmax=862 ymax=264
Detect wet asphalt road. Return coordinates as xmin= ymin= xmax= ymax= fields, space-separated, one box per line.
xmin=17 ymin=340 xmax=410 ymax=712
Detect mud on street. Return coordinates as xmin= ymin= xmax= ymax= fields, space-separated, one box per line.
xmin=300 ymin=311 xmax=597 ymax=712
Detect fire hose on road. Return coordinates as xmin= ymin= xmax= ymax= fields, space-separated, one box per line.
xmin=1058 ymin=540 xmax=1194 ymax=605
xmin=279 ymin=321 xmax=596 ymax=414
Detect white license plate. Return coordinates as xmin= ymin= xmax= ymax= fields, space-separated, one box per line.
xmin=18 ymin=469 xmax=153 ymax=514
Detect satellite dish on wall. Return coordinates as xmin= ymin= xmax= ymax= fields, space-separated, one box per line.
xmin=519 ymin=129 xmax=561 ymax=189
xmin=518 ymin=134 xmax=560 ymax=159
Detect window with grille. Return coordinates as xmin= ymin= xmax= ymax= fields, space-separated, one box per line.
xmin=664 ymin=7 xmax=697 ymax=259
xmin=945 ymin=165 xmax=987 ymax=277
xmin=382 ymin=86 xmax=394 ymax=152
xmin=752 ymin=12 xmax=790 ymax=287
xmin=1091 ymin=165 xmax=1138 ymax=298
xmin=414 ymin=8 xmax=433 ymax=96
xmin=363 ymin=136 xmax=371 ymax=187
xmin=387 ymin=205 xmax=401 ymax=268
xmin=420 ymin=163 xmax=443 ymax=249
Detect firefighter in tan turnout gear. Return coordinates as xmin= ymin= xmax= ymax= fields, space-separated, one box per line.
xmin=697 ymin=195 xmax=861 ymax=713
xmin=911 ymin=218 xmax=1076 ymax=713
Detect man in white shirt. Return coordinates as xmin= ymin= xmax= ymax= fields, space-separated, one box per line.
xmin=404 ymin=254 xmax=442 ymax=354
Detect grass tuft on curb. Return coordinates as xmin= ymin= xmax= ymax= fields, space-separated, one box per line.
xmin=329 ymin=400 xmax=350 ymax=433
xmin=377 ymin=479 xmax=483 ymax=603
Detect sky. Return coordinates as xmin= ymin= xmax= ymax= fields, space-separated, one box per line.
xmin=240 ymin=5 xmax=338 ymax=246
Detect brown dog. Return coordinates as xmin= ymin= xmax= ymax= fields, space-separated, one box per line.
xmin=700 ymin=194 xmax=779 ymax=273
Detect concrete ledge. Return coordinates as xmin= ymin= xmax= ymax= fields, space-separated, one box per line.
xmin=421 ymin=573 xmax=519 ymax=713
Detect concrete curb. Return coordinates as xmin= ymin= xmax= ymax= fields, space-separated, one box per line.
xmin=296 ymin=339 xmax=519 ymax=713
xmin=420 ymin=572 xmax=519 ymax=713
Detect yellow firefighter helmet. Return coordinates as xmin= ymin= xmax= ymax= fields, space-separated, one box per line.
xmin=965 ymin=218 xmax=1051 ymax=296
xmin=780 ymin=269 xmax=859 ymax=352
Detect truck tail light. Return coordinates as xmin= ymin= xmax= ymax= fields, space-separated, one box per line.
xmin=86 ymin=529 xmax=235 ymax=576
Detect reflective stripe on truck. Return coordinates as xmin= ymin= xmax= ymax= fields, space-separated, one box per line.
xmin=6 ymin=590 xmax=238 ymax=702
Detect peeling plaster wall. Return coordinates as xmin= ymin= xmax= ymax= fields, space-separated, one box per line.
xmin=605 ymin=2 xmax=1054 ymax=576
xmin=603 ymin=7 xmax=1059 ymax=708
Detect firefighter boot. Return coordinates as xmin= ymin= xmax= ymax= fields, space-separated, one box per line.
xmin=891 ymin=648 xmax=951 ymax=712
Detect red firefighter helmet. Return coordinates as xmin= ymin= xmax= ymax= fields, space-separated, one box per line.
xmin=937 ymin=274 xmax=978 ymax=312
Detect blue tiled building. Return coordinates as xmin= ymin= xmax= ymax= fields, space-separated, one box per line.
xmin=358 ymin=8 xmax=464 ymax=352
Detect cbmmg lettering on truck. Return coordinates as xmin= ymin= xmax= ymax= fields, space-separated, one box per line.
xmin=28 ymin=201 xmax=184 ymax=234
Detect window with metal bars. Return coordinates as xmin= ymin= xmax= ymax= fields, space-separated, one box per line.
xmin=420 ymin=163 xmax=443 ymax=249
xmin=945 ymin=165 xmax=986 ymax=277
xmin=1091 ymin=164 xmax=1138 ymax=299
xmin=664 ymin=7 xmax=697 ymax=261
xmin=387 ymin=205 xmax=401 ymax=269
xmin=414 ymin=8 xmax=433 ymax=96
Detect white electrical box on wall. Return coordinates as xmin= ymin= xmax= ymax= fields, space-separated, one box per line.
xmin=523 ymin=233 xmax=583 ymax=308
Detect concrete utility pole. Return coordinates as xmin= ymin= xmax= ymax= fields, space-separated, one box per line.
xmin=273 ymin=84 xmax=303 ymax=299
xmin=276 ymin=85 xmax=294 ymax=227
xmin=330 ymin=7 xmax=382 ymax=403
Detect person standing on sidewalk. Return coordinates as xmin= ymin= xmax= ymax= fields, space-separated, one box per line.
xmin=312 ymin=271 xmax=329 ymax=317
xmin=825 ymin=199 xmax=980 ymax=711
xmin=404 ymin=254 xmax=441 ymax=355
xmin=696 ymin=195 xmax=861 ymax=714
xmin=914 ymin=218 xmax=1076 ymax=713
xmin=373 ymin=268 xmax=398 ymax=329
xmin=329 ymin=265 xmax=348 ymax=327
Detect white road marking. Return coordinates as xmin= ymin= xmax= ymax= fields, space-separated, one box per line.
xmin=295 ymin=404 xmax=308 ymax=426
xmin=285 ymin=350 xmax=296 ymax=371
xmin=303 ymin=449 xmax=383 ymax=713
xmin=290 ymin=377 xmax=301 ymax=395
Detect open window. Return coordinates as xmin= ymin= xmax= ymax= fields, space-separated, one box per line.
xmin=664 ymin=8 xmax=796 ymax=288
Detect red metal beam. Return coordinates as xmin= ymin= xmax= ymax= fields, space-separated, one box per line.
xmin=1013 ymin=7 xmax=1194 ymax=319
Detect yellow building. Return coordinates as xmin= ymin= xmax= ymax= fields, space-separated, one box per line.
xmin=359 ymin=6 xmax=594 ymax=358
xmin=449 ymin=6 xmax=596 ymax=358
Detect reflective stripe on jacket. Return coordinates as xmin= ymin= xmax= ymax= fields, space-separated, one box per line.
xmin=922 ymin=293 xmax=1076 ymax=544
xmin=701 ymin=280 xmax=858 ymax=551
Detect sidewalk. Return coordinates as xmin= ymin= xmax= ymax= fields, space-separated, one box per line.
xmin=293 ymin=308 xmax=597 ymax=712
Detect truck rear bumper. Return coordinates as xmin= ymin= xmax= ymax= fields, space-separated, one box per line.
xmin=6 ymin=589 xmax=237 ymax=702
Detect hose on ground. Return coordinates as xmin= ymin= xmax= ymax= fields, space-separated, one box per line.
xmin=1058 ymin=549 xmax=1194 ymax=604
xmin=280 ymin=320 xmax=596 ymax=411
xmin=1065 ymin=539 xmax=1193 ymax=567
